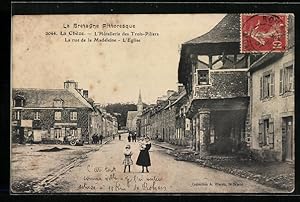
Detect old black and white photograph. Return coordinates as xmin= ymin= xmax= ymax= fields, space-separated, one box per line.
xmin=11 ymin=13 xmax=295 ymax=193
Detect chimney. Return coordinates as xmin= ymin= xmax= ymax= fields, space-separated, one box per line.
xmin=177 ymin=83 xmax=185 ymax=93
xmin=167 ymin=90 xmax=175 ymax=97
xmin=64 ymin=80 xmax=78 ymax=90
xmin=83 ymin=90 xmax=88 ymax=98
xmin=156 ymin=97 xmax=163 ymax=105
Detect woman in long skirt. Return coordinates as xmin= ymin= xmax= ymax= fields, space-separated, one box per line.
xmin=136 ymin=136 xmax=151 ymax=172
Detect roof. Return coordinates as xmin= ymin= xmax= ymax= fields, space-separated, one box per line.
xmin=184 ymin=14 xmax=240 ymax=45
xmin=126 ymin=111 xmax=138 ymax=121
xmin=178 ymin=14 xmax=241 ymax=85
xmin=67 ymin=88 xmax=93 ymax=108
xmin=12 ymin=88 xmax=93 ymax=109
xmin=169 ymin=90 xmax=187 ymax=108
xmin=249 ymin=52 xmax=284 ymax=73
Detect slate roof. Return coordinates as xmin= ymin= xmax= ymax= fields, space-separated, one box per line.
xmin=126 ymin=111 xmax=139 ymax=129
xmin=249 ymin=52 xmax=284 ymax=73
xmin=184 ymin=14 xmax=240 ymax=45
xmin=178 ymin=14 xmax=241 ymax=86
xmin=168 ymin=90 xmax=187 ymax=108
xmin=126 ymin=111 xmax=138 ymax=121
xmin=12 ymin=88 xmax=93 ymax=109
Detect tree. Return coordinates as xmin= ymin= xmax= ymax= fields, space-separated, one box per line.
xmin=105 ymin=103 xmax=137 ymax=128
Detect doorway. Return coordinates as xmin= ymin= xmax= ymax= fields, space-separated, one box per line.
xmin=18 ymin=127 xmax=25 ymax=144
xmin=282 ymin=116 xmax=294 ymax=161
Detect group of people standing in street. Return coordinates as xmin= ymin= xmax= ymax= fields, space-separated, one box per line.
xmin=122 ymin=136 xmax=151 ymax=173
xmin=92 ymin=133 xmax=104 ymax=144
xmin=127 ymin=132 xmax=137 ymax=142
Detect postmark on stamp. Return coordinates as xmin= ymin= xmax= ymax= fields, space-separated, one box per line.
xmin=241 ymin=14 xmax=288 ymax=53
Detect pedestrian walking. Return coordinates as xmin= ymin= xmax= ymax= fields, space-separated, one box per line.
xmin=122 ymin=145 xmax=133 ymax=173
xmin=119 ymin=134 xmax=121 ymax=140
xmin=99 ymin=134 xmax=104 ymax=144
xmin=133 ymin=132 xmax=137 ymax=142
xmin=92 ymin=134 xmax=97 ymax=144
xmin=113 ymin=134 xmax=115 ymax=140
xmin=128 ymin=133 xmax=131 ymax=142
xmin=136 ymin=136 xmax=151 ymax=173
xmin=27 ymin=131 xmax=34 ymax=144
xmin=95 ymin=134 xmax=99 ymax=144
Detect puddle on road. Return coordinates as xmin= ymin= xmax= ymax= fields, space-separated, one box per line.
xmin=38 ymin=147 xmax=71 ymax=152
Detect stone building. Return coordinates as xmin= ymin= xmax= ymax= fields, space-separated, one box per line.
xmin=248 ymin=15 xmax=294 ymax=161
xmin=149 ymin=99 xmax=169 ymax=140
xmin=126 ymin=90 xmax=143 ymax=133
xmin=12 ymin=80 xmax=118 ymax=144
xmin=11 ymin=80 xmax=94 ymax=144
xmin=92 ymin=106 xmax=118 ymax=140
xmin=139 ymin=86 xmax=189 ymax=145
xmin=140 ymin=106 xmax=153 ymax=138
xmin=173 ymin=86 xmax=191 ymax=146
xmin=177 ymin=14 xmax=249 ymax=155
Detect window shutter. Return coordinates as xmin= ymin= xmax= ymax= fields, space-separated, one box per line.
xmin=50 ymin=128 xmax=55 ymax=139
xmin=270 ymin=72 xmax=275 ymax=97
xmin=66 ymin=128 xmax=70 ymax=136
xmin=268 ymin=118 xmax=274 ymax=149
xmin=279 ymin=69 xmax=283 ymax=95
xmin=258 ymin=119 xmax=264 ymax=147
xmin=62 ymin=128 xmax=65 ymax=138
xmin=260 ymin=77 xmax=263 ymax=99
xmin=77 ymin=128 xmax=81 ymax=137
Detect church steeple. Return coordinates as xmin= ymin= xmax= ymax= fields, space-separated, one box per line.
xmin=137 ymin=89 xmax=143 ymax=115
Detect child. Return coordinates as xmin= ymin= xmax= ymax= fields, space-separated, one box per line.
xmin=123 ymin=145 xmax=133 ymax=173
xmin=139 ymin=137 xmax=146 ymax=150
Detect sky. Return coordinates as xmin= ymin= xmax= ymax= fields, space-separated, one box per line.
xmin=12 ymin=14 xmax=225 ymax=104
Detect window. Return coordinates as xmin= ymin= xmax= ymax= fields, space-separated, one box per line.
xmin=15 ymin=111 xmax=21 ymax=120
xmin=34 ymin=111 xmax=40 ymax=120
xmin=197 ymin=69 xmax=209 ymax=85
xmin=14 ymin=98 xmax=24 ymax=107
xmin=258 ymin=118 xmax=274 ymax=148
xmin=54 ymin=128 xmax=62 ymax=138
xmin=53 ymin=99 xmax=63 ymax=108
xmin=280 ymin=64 xmax=294 ymax=94
xmin=55 ymin=111 xmax=61 ymax=120
xmin=260 ymin=71 xmax=274 ymax=99
xmin=70 ymin=111 xmax=77 ymax=121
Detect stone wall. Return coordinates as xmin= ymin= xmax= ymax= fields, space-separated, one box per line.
xmin=193 ymin=70 xmax=248 ymax=99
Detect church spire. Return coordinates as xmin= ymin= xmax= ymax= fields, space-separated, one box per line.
xmin=137 ymin=89 xmax=143 ymax=115
xmin=138 ymin=89 xmax=142 ymax=104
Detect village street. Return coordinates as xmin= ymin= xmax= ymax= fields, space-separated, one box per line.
xmin=37 ymin=133 xmax=281 ymax=193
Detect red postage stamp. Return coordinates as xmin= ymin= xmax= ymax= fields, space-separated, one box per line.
xmin=241 ymin=14 xmax=288 ymax=53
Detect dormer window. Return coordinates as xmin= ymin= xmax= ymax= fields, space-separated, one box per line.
xmin=14 ymin=95 xmax=25 ymax=107
xmin=53 ymin=98 xmax=63 ymax=108
xmin=55 ymin=111 xmax=62 ymax=120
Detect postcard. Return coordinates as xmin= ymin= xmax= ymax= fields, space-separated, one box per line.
xmin=11 ymin=13 xmax=294 ymax=194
